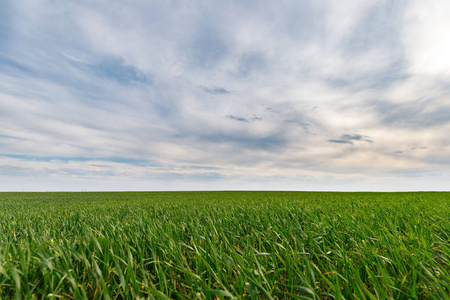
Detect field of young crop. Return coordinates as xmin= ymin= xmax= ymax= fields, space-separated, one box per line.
xmin=1 ymin=191 xmax=450 ymax=299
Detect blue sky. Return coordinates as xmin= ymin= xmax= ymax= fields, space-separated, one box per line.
xmin=1 ymin=0 xmax=450 ymax=191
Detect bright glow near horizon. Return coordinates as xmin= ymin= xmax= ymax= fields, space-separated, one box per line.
xmin=1 ymin=1 xmax=450 ymax=191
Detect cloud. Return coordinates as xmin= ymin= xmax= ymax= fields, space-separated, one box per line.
xmin=328 ymin=139 xmax=353 ymax=145
xmin=202 ymin=87 xmax=230 ymax=94
xmin=226 ymin=115 xmax=248 ymax=122
xmin=328 ymin=134 xmax=373 ymax=145
xmin=283 ymin=119 xmax=310 ymax=130
xmin=1 ymin=0 xmax=449 ymax=191
xmin=369 ymin=99 xmax=450 ymax=128
xmin=402 ymin=0 xmax=450 ymax=77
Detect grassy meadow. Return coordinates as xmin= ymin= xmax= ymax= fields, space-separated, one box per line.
xmin=1 ymin=191 xmax=450 ymax=299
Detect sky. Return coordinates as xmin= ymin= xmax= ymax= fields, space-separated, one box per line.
xmin=1 ymin=0 xmax=450 ymax=191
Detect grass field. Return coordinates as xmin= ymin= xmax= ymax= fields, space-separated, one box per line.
xmin=1 ymin=191 xmax=450 ymax=299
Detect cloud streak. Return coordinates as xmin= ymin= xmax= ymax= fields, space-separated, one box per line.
xmin=328 ymin=134 xmax=373 ymax=145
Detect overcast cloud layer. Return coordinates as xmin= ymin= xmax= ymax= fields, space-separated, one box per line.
xmin=1 ymin=1 xmax=450 ymax=191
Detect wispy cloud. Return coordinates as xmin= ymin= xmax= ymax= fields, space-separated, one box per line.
xmin=202 ymin=87 xmax=230 ymax=94
xmin=1 ymin=0 xmax=449 ymax=191
xmin=226 ymin=115 xmax=248 ymax=122
xmin=328 ymin=134 xmax=373 ymax=145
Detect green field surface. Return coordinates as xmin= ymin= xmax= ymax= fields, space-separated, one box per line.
xmin=1 ymin=191 xmax=450 ymax=299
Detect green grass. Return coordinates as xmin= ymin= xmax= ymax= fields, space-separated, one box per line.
xmin=1 ymin=191 xmax=450 ymax=299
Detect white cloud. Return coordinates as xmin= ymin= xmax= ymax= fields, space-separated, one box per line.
xmin=0 ymin=0 xmax=449 ymax=190
xmin=402 ymin=0 xmax=450 ymax=77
